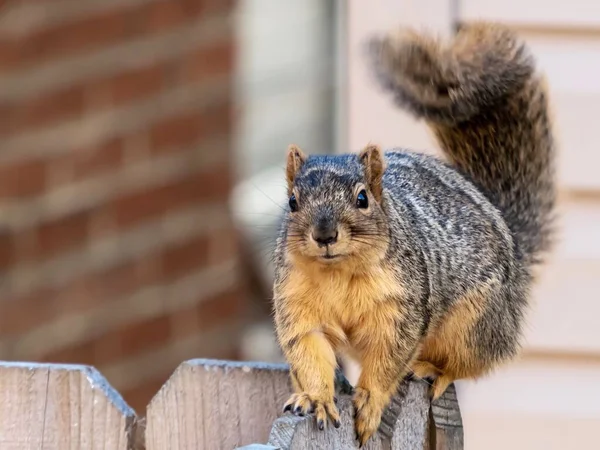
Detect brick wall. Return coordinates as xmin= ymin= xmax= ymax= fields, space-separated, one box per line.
xmin=0 ymin=0 xmax=246 ymax=412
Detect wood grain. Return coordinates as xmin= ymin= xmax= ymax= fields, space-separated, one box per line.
xmin=264 ymin=380 xmax=437 ymax=450
xmin=0 ymin=361 xmax=139 ymax=450
xmin=145 ymin=358 xmax=292 ymax=450
xmin=236 ymin=446 xmax=281 ymax=450
xmin=267 ymin=397 xmax=384 ymax=450
xmin=430 ymin=383 xmax=463 ymax=450
xmin=0 ymin=359 xmax=463 ymax=449
xmin=387 ymin=380 xmax=431 ymax=449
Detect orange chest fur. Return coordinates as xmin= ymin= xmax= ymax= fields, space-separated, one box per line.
xmin=278 ymin=264 xmax=405 ymax=344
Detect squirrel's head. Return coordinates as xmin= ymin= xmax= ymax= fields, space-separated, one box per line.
xmin=283 ymin=144 xmax=390 ymax=270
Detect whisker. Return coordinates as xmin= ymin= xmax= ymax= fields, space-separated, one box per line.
xmin=249 ymin=182 xmax=288 ymax=213
xmin=351 ymin=239 xmax=376 ymax=246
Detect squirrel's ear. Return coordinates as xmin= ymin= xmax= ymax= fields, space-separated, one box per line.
xmin=359 ymin=144 xmax=386 ymax=201
xmin=286 ymin=144 xmax=307 ymax=194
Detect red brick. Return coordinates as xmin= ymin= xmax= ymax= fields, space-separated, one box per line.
xmin=166 ymin=274 xmax=245 ymax=340
xmin=196 ymin=0 xmax=237 ymax=15
xmin=0 ymin=41 xmax=20 ymax=70
xmin=0 ymin=256 xmax=162 ymax=338
xmin=149 ymin=111 xmax=205 ymax=150
xmin=0 ymin=86 xmax=85 ymax=137
xmin=87 ymin=63 xmax=168 ymax=108
xmin=180 ymin=39 xmax=234 ymax=83
xmin=52 ymin=138 xmax=124 ymax=186
xmin=109 ymin=162 xmax=232 ymax=228
xmin=0 ymin=288 xmax=56 ymax=337
xmin=0 ymin=11 xmax=129 ymax=71
xmin=197 ymin=290 xmax=245 ymax=329
xmin=207 ymin=226 xmax=239 ymax=266
xmin=142 ymin=0 xmax=216 ymax=32
xmin=142 ymin=0 xmax=189 ymax=32
xmin=170 ymin=288 xmax=245 ymax=337
xmin=22 ymin=86 xmax=83 ymax=130
xmin=121 ymin=374 xmax=171 ymax=413
xmin=35 ymin=210 xmax=90 ymax=260
xmin=161 ymin=235 xmax=210 ymax=280
xmin=0 ymin=64 xmax=167 ymax=139
xmin=0 ymin=1 xmax=208 ymax=71
xmin=0 ymin=231 xmax=14 ymax=269
xmin=112 ymin=64 xmax=167 ymax=105
xmin=61 ymin=263 xmax=140 ymax=312
xmin=51 ymin=277 xmax=104 ymax=317
xmin=75 ymin=138 xmax=124 ymax=180
xmin=39 ymin=314 xmax=172 ymax=368
xmin=199 ymin=101 xmax=232 ymax=138
xmin=0 ymin=105 xmax=12 ymax=135
xmin=149 ymin=102 xmax=232 ymax=154
xmin=2 ymin=227 xmax=236 ymax=339
xmin=54 ymin=256 xmax=162 ymax=317
xmin=38 ymin=338 xmax=97 ymax=366
xmin=119 ymin=315 xmax=172 ymax=358
xmin=0 ymin=159 xmax=47 ymax=198
xmin=169 ymin=305 xmax=200 ymax=339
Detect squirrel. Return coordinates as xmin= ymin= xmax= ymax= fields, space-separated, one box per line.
xmin=272 ymin=21 xmax=556 ymax=447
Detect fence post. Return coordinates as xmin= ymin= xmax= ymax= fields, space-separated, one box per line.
xmin=264 ymin=380 xmax=433 ymax=450
xmin=145 ymin=358 xmax=292 ymax=450
xmin=386 ymin=379 xmax=431 ymax=449
xmin=0 ymin=361 xmax=140 ymax=449
xmin=0 ymin=358 xmax=463 ymax=449
xmin=430 ymin=383 xmax=464 ymax=450
xmin=239 ymin=379 xmax=463 ymax=450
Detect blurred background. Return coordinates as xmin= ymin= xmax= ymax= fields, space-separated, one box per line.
xmin=0 ymin=0 xmax=598 ymax=449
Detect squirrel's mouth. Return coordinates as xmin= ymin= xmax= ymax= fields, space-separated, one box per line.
xmin=318 ymin=252 xmax=344 ymax=262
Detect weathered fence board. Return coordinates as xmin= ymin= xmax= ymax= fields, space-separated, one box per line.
xmin=430 ymin=384 xmax=464 ymax=450
xmin=0 ymin=362 xmax=139 ymax=450
xmin=262 ymin=380 xmax=435 ymax=450
xmin=387 ymin=380 xmax=432 ymax=449
xmin=240 ymin=378 xmax=463 ymax=450
xmin=145 ymin=358 xmax=292 ymax=450
xmin=0 ymin=359 xmax=463 ymax=449
xmin=268 ymin=396 xmax=386 ymax=450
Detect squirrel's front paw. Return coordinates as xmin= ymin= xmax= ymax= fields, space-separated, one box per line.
xmin=283 ymin=393 xmax=341 ymax=430
xmin=353 ymin=387 xmax=384 ymax=447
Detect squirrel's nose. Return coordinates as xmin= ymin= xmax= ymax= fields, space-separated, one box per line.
xmin=312 ymin=228 xmax=338 ymax=247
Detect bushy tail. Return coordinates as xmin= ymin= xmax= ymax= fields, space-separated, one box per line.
xmin=367 ymin=22 xmax=557 ymax=266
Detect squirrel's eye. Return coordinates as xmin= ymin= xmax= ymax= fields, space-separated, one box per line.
xmin=289 ymin=194 xmax=298 ymax=212
xmin=356 ymin=189 xmax=368 ymax=209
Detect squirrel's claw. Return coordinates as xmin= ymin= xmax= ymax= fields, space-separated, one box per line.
xmin=283 ymin=393 xmax=312 ymax=416
xmin=282 ymin=392 xmax=340 ymax=431
xmin=353 ymin=387 xmax=384 ymax=447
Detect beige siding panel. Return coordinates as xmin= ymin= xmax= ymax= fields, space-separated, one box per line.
xmin=524 ymin=196 xmax=600 ymax=353
xmin=457 ymin=355 xmax=600 ymax=450
xmin=523 ymin=32 xmax=600 ymax=191
xmin=552 ymin=93 xmax=600 ymax=191
xmin=528 ymin=259 xmax=600 ymax=353
xmin=460 ymin=0 xmax=600 ymax=28
xmin=347 ymin=0 xmax=452 ymax=152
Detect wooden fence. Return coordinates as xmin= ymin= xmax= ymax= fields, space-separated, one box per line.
xmin=0 ymin=359 xmax=463 ymax=449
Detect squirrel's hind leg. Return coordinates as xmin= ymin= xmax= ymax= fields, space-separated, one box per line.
xmin=410 ymin=360 xmax=453 ymax=399
xmin=431 ymin=374 xmax=454 ymax=400
xmin=411 ymin=360 xmax=441 ymax=379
